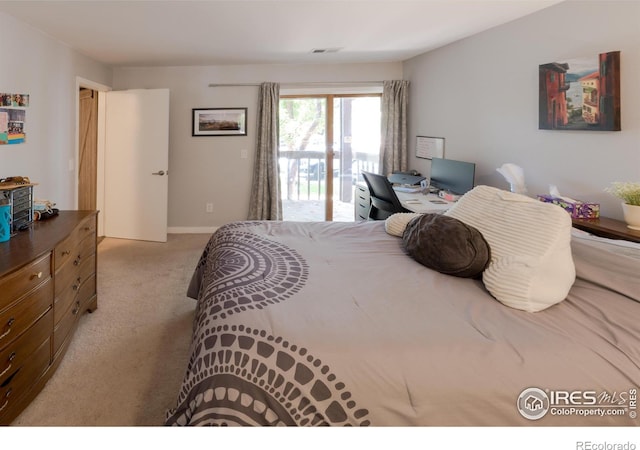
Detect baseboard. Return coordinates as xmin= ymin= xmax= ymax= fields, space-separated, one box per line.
xmin=168 ymin=226 xmax=219 ymax=234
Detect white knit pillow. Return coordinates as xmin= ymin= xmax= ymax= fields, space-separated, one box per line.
xmin=384 ymin=213 xmax=423 ymax=237
xmin=445 ymin=185 xmax=575 ymax=312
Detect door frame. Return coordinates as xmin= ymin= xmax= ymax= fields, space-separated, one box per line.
xmin=75 ymin=77 xmax=111 ymax=237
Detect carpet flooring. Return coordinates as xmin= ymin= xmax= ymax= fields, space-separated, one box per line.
xmin=12 ymin=233 xmax=212 ymax=426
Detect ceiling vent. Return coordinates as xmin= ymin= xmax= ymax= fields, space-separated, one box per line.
xmin=311 ymin=48 xmax=341 ymax=54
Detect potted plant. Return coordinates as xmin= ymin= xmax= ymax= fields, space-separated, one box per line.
xmin=605 ymin=181 xmax=640 ymax=230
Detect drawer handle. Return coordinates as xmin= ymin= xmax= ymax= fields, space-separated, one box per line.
xmin=0 ymin=364 xmax=11 ymax=378
xmin=30 ymin=271 xmax=43 ymax=280
xmin=0 ymin=387 xmax=13 ymax=412
xmin=73 ymin=255 xmax=82 ymax=266
xmin=62 ymin=250 xmax=71 ymax=256
xmin=0 ymin=318 xmax=15 ymax=340
xmin=0 ymin=353 xmax=15 ymax=379
xmin=72 ymin=301 xmax=81 ymax=315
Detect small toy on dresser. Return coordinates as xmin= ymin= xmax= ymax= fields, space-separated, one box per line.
xmin=34 ymin=198 xmax=59 ymax=221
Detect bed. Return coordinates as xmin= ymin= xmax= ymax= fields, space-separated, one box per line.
xmin=165 ymin=187 xmax=640 ymax=426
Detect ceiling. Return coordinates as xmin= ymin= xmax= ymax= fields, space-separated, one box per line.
xmin=0 ymin=0 xmax=563 ymax=67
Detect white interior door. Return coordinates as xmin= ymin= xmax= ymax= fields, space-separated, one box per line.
xmin=103 ymin=89 xmax=169 ymax=242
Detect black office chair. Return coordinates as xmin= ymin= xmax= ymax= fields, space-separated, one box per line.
xmin=361 ymin=171 xmax=411 ymax=220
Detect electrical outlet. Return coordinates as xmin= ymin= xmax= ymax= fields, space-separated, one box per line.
xmin=206 ymin=203 xmax=213 ymax=213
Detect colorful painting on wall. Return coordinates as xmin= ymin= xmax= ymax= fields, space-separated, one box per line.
xmin=539 ymin=51 xmax=620 ymax=131
xmin=0 ymin=92 xmax=29 ymax=144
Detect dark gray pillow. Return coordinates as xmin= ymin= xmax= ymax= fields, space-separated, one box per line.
xmin=402 ymin=213 xmax=491 ymax=278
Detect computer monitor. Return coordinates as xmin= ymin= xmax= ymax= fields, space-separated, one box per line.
xmin=429 ymin=157 xmax=476 ymax=195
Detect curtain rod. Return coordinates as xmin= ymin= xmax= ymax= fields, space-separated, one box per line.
xmin=208 ymin=81 xmax=384 ymax=87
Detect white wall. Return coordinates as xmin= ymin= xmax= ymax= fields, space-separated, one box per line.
xmin=403 ymin=0 xmax=640 ymax=220
xmin=0 ymin=12 xmax=112 ymax=209
xmin=113 ymin=63 xmax=401 ymax=230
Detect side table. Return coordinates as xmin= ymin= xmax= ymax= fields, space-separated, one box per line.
xmin=572 ymin=216 xmax=640 ymax=243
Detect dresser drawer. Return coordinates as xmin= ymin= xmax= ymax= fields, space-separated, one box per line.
xmin=0 ymin=309 xmax=52 ymax=386
xmin=54 ymin=216 xmax=96 ymax=272
xmin=54 ymin=233 xmax=80 ymax=272
xmin=0 ymin=334 xmax=50 ymax=422
xmin=54 ymin=257 xmax=95 ymax=324
xmin=53 ymin=299 xmax=78 ymax=357
xmin=77 ymin=231 xmax=97 ymax=270
xmin=77 ymin=272 xmax=97 ymax=310
xmin=0 ymin=279 xmax=52 ymax=353
xmin=53 ymin=273 xmax=95 ymax=356
xmin=55 ymin=235 xmax=96 ymax=299
xmin=77 ymin=215 xmax=97 ymax=241
xmin=0 ymin=254 xmax=52 ymax=311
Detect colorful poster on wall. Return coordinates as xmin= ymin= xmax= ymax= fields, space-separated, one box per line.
xmin=0 ymin=92 xmax=28 ymax=144
xmin=539 ymin=51 xmax=620 ymax=131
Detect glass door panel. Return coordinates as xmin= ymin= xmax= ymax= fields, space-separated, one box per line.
xmin=280 ymin=95 xmax=380 ymax=222
xmin=332 ymin=96 xmax=381 ymax=221
xmin=280 ymin=97 xmax=327 ymax=221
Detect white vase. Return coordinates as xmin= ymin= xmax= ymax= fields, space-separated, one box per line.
xmin=621 ymin=202 xmax=640 ymax=230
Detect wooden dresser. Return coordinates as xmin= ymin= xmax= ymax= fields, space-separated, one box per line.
xmin=0 ymin=210 xmax=98 ymax=425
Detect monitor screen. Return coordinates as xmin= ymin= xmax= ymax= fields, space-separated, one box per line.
xmin=429 ymin=157 xmax=476 ymax=195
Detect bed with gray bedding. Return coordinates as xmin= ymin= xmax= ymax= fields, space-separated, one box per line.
xmin=165 ymin=220 xmax=640 ymax=426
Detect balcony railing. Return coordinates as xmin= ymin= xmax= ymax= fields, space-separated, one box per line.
xmin=279 ymin=150 xmax=378 ymax=202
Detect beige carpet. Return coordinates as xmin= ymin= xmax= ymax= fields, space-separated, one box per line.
xmin=12 ymin=233 xmax=212 ymax=426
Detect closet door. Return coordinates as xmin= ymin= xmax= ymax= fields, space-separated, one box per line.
xmin=78 ymin=88 xmax=98 ymax=211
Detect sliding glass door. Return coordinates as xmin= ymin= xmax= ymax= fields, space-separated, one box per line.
xmin=279 ymin=94 xmax=380 ymax=221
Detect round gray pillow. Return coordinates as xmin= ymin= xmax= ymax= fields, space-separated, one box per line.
xmin=402 ymin=213 xmax=491 ymax=278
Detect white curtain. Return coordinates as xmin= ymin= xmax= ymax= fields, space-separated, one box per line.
xmin=379 ymin=80 xmax=409 ymax=176
xmin=248 ymin=82 xmax=282 ymax=220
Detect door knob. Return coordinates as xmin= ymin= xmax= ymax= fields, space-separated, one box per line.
xmin=152 ymin=170 xmax=166 ymax=176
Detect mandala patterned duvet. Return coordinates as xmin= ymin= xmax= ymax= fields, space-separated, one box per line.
xmin=166 ymin=221 xmax=640 ymax=426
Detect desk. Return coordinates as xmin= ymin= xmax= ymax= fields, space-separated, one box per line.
xmin=396 ymin=191 xmax=453 ymax=214
xmin=354 ymin=183 xmax=453 ymax=220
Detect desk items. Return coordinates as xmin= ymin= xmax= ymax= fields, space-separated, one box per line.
xmin=393 ymin=186 xmax=422 ymax=193
xmin=537 ymin=186 xmax=599 ymax=219
xmin=387 ymin=171 xmax=425 ymax=186
xmin=496 ymin=163 xmax=527 ymax=195
xmin=537 ymin=195 xmax=600 ymax=219
xmin=0 ymin=176 xmax=36 ymax=235
xmin=0 ymin=203 xmax=9 ymax=242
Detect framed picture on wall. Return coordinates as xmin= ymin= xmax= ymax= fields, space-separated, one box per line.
xmin=192 ymin=107 xmax=247 ymax=136
xmin=539 ymin=50 xmax=621 ymax=131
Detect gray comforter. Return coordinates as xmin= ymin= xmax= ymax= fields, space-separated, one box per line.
xmin=165 ymin=220 xmax=640 ymax=426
